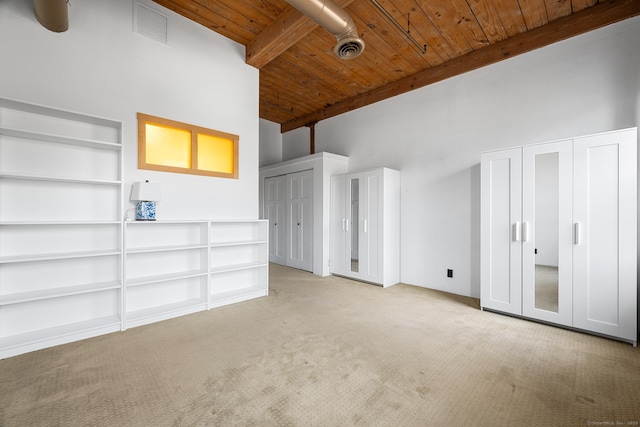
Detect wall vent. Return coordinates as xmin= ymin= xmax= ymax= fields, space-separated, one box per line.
xmin=134 ymin=2 xmax=168 ymax=45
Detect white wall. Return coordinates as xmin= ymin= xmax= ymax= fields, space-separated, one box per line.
xmin=283 ymin=127 xmax=313 ymax=161
xmin=259 ymin=119 xmax=282 ymax=167
xmin=0 ymin=0 xmax=259 ymax=219
xmin=283 ymin=16 xmax=640 ymax=298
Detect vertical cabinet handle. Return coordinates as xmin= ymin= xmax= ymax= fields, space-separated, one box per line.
xmin=363 ymin=219 xmax=368 ymax=233
xmin=346 ymin=219 xmax=349 ymax=232
xmin=522 ymin=222 xmax=529 ymax=242
xmin=574 ymin=222 xmax=580 ymax=245
xmin=512 ymin=222 xmax=521 ymax=242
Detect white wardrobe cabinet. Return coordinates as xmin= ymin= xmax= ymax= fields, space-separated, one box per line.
xmin=330 ymin=168 xmax=400 ymax=287
xmin=481 ymin=128 xmax=637 ymax=345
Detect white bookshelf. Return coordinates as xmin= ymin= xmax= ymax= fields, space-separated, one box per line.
xmin=123 ymin=219 xmax=268 ymax=328
xmin=0 ymin=97 xmax=123 ymax=359
xmin=209 ymin=220 xmax=269 ymax=308
xmin=123 ymin=221 xmax=210 ymax=329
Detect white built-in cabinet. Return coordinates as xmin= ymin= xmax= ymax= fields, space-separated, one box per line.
xmin=0 ymin=98 xmax=268 ymax=359
xmin=330 ymin=167 xmax=400 ymax=287
xmin=0 ymin=97 xmax=124 ymax=359
xmin=124 ymin=220 xmax=268 ymax=329
xmin=481 ymin=128 xmax=637 ymax=345
xmin=264 ymin=170 xmax=313 ymax=272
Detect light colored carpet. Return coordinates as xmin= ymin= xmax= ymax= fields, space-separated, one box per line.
xmin=1 ymin=264 xmax=639 ymax=426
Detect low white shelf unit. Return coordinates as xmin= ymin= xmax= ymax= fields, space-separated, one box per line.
xmin=123 ymin=220 xmax=269 ymax=330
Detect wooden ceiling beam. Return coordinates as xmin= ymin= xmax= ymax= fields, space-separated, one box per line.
xmin=281 ymin=0 xmax=640 ymax=132
xmin=246 ymin=0 xmax=357 ymax=69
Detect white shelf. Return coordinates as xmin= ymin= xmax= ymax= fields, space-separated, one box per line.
xmin=0 ymin=126 xmax=121 ymax=151
xmin=125 ymin=299 xmax=207 ymax=327
xmin=126 ymin=270 xmax=208 ymax=287
xmin=126 ymin=243 xmax=208 ymax=254
xmin=0 ymin=220 xmax=122 ymax=226
xmin=126 ymin=220 xmax=209 ymax=224
xmin=209 ymin=219 xmax=266 ymax=223
xmin=0 ymin=171 xmax=121 ymax=185
xmin=0 ymin=281 xmax=121 ymax=306
xmin=0 ymin=97 xmax=121 ymax=128
xmin=210 ymin=239 xmax=268 ymax=248
xmin=210 ymin=286 xmax=269 ymax=308
xmin=211 ymin=261 xmax=268 ymax=274
xmin=0 ymin=249 xmax=121 ymax=264
xmin=0 ymin=315 xmax=121 ymax=354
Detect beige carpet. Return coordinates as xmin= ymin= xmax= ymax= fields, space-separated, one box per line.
xmin=1 ymin=264 xmax=639 ymax=426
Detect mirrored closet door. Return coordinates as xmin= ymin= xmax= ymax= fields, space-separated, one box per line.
xmin=521 ymin=141 xmax=573 ymax=326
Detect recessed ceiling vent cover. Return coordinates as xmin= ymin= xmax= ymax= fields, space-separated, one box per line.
xmin=134 ymin=1 xmax=168 ymax=45
xmin=334 ymin=36 xmax=365 ymax=59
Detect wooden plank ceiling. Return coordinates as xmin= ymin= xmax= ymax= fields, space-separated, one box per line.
xmin=153 ymin=0 xmax=640 ymax=132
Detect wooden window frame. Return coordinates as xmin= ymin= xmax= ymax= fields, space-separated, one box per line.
xmin=137 ymin=112 xmax=239 ymax=179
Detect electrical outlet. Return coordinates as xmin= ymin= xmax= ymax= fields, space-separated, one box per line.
xmin=447 ymin=269 xmax=453 ymax=278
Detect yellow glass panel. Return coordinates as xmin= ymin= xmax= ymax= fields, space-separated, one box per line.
xmin=197 ymin=133 xmax=234 ymax=174
xmin=145 ymin=123 xmax=191 ymax=168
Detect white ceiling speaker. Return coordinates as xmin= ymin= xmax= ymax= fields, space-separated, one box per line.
xmin=286 ymin=0 xmax=365 ymax=59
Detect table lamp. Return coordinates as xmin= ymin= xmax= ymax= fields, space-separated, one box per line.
xmin=130 ymin=180 xmax=162 ymax=221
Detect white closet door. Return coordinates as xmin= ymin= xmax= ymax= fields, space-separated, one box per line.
xmin=521 ymin=141 xmax=573 ymax=326
xmin=330 ymin=174 xmax=348 ymax=275
xmin=573 ymin=130 xmax=637 ymax=341
xmin=346 ymin=173 xmax=362 ymax=278
xmin=480 ymin=148 xmax=522 ymax=315
xmin=265 ymin=175 xmax=286 ymax=265
xmin=286 ymin=170 xmax=313 ymax=272
xmin=360 ymin=170 xmax=382 ymax=283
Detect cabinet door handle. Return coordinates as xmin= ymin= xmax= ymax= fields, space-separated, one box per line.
xmin=574 ymin=222 xmax=580 ymax=245
xmin=346 ymin=219 xmax=349 ymax=232
xmin=522 ymin=222 xmax=529 ymax=242
xmin=363 ymin=219 xmax=368 ymax=233
xmin=512 ymin=222 xmax=521 ymax=242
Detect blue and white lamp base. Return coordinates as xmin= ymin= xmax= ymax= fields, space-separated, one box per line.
xmin=136 ymin=201 xmax=157 ymax=221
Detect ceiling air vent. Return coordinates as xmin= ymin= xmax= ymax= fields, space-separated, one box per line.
xmin=334 ymin=36 xmax=365 ymax=59
xmin=134 ymin=1 xmax=169 ymax=45
xmin=286 ymin=0 xmax=365 ymax=60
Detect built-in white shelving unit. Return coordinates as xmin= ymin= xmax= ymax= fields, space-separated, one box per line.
xmin=209 ymin=220 xmax=269 ymax=308
xmin=0 ymin=97 xmax=269 ymax=359
xmin=0 ymin=97 xmax=123 ymax=359
xmin=124 ymin=220 xmax=269 ymax=326
xmin=124 ymin=220 xmax=210 ymax=329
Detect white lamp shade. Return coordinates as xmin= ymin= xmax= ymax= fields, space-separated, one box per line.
xmin=131 ymin=181 xmax=162 ymax=202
